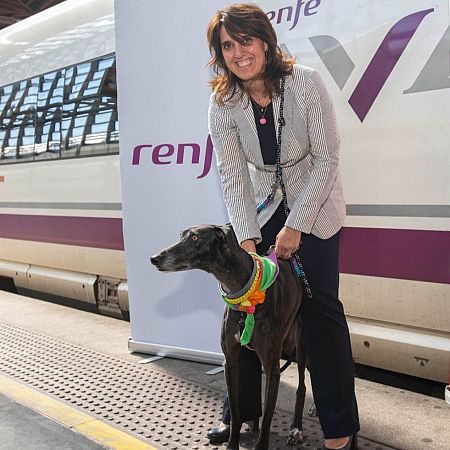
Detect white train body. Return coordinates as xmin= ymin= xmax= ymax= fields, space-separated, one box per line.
xmin=0 ymin=0 xmax=448 ymax=382
xmin=0 ymin=0 xmax=125 ymax=316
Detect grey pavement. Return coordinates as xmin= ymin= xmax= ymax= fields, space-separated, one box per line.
xmin=0 ymin=291 xmax=449 ymax=450
xmin=0 ymin=394 xmax=106 ymax=450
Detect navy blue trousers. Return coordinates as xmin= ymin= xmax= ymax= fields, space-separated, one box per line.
xmin=222 ymin=203 xmax=360 ymax=438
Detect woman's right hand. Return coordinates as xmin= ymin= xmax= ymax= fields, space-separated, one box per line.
xmin=240 ymin=239 xmax=256 ymax=254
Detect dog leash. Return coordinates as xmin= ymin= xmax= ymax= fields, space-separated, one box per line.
xmin=257 ymin=76 xmax=312 ymax=300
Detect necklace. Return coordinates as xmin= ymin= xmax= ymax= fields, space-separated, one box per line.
xmin=252 ymin=100 xmax=269 ymax=125
xmin=249 ymin=89 xmax=270 ymax=125
xmin=257 ymin=104 xmax=268 ymax=125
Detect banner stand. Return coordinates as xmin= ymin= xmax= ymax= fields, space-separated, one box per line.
xmin=128 ymin=339 xmax=224 ymax=366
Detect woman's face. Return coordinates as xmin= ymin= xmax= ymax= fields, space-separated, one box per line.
xmin=219 ymin=26 xmax=266 ymax=83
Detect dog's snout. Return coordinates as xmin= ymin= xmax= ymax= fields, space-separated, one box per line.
xmin=150 ymin=255 xmax=160 ymax=266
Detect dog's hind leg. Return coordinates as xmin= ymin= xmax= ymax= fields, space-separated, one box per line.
xmin=287 ymin=326 xmax=307 ymax=445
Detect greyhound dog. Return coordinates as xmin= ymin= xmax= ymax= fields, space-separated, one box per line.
xmin=150 ymin=224 xmax=307 ymax=450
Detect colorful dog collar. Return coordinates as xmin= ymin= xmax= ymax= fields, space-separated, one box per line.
xmin=221 ymin=252 xmax=279 ymax=345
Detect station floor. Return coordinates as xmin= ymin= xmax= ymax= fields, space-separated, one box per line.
xmin=0 ymin=291 xmax=449 ymax=450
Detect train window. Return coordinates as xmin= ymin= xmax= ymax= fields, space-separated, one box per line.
xmin=0 ymin=53 xmax=118 ymax=165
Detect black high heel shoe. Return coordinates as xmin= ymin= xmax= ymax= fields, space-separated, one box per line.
xmin=322 ymin=433 xmax=358 ymax=450
xmin=206 ymin=423 xmax=230 ymax=443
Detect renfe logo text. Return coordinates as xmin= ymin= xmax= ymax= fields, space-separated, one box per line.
xmin=132 ymin=135 xmax=213 ymax=179
xmin=267 ymin=0 xmax=322 ymax=30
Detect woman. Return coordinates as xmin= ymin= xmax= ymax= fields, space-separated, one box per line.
xmin=206 ymin=4 xmax=359 ymax=449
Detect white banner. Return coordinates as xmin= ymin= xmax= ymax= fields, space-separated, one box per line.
xmin=115 ymin=0 xmax=449 ymax=363
xmin=115 ymin=0 xmax=227 ymax=362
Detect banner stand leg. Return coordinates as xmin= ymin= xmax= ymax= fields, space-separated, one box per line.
xmin=138 ymin=356 xmax=165 ymax=364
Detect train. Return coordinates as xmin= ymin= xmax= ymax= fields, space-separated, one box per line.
xmin=0 ymin=0 xmax=448 ymax=383
xmin=0 ymin=0 xmax=125 ymax=318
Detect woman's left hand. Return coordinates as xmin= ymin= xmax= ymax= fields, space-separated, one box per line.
xmin=275 ymin=226 xmax=301 ymax=259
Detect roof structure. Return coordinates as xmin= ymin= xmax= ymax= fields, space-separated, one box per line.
xmin=0 ymin=0 xmax=65 ymax=30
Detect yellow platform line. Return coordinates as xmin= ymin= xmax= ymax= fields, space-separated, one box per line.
xmin=0 ymin=373 xmax=157 ymax=450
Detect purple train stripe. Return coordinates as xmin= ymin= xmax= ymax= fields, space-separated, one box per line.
xmin=0 ymin=214 xmax=448 ymax=284
xmin=0 ymin=214 xmax=124 ymax=250
xmin=340 ymin=227 xmax=449 ymax=285
xmin=348 ymin=8 xmax=434 ymax=122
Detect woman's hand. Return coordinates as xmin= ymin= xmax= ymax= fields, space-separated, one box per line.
xmin=240 ymin=239 xmax=257 ymax=254
xmin=275 ymin=226 xmax=301 ymax=259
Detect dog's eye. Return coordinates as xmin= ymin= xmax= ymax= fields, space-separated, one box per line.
xmin=192 ymin=235 xmax=198 ymax=241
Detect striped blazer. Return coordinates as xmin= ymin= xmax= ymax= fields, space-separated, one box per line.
xmin=208 ymin=64 xmax=346 ymax=244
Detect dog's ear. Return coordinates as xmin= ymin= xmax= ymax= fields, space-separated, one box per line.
xmin=220 ymin=223 xmax=240 ymax=253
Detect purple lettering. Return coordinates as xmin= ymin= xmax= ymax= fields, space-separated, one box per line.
xmin=152 ymin=144 xmax=174 ymax=164
xmin=267 ymin=1 xmax=323 ymax=30
xmin=131 ymin=138 xmax=213 ymax=179
xmin=304 ymin=0 xmax=321 ymax=16
xmin=266 ymin=10 xmax=276 ymax=22
xmin=176 ymin=143 xmax=200 ymax=164
xmin=290 ymin=0 xmax=305 ymax=30
xmin=132 ymin=144 xmax=152 ymax=165
xmin=197 ymin=135 xmax=213 ymax=179
xmin=277 ymin=6 xmax=293 ymax=24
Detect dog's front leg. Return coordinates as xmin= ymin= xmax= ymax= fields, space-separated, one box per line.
xmin=224 ymin=346 xmax=242 ymax=450
xmin=255 ymin=357 xmax=280 ymax=450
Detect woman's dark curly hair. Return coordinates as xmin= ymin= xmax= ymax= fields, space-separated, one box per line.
xmin=207 ymin=3 xmax=295 ymax=104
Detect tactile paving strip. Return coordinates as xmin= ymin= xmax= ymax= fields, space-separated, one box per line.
xmin=0 ymin=321 xmax=394 ymax=449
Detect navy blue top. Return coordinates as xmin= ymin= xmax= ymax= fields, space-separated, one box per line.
xmin=251 ymin=100 xmax=277 ymax=165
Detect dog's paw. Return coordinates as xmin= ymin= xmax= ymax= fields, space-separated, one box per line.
xmin=308 ymin=403 xmax=317 ymax=417
xmin=287 ymin=427 xmax=304 ymax=445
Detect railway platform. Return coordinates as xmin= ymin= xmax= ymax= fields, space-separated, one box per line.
xmin=0 ymin=291 xmax=448 ymax=450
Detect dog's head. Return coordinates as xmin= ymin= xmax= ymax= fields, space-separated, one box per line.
xmin=150 ymin=224 xmax=241 ymax=273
